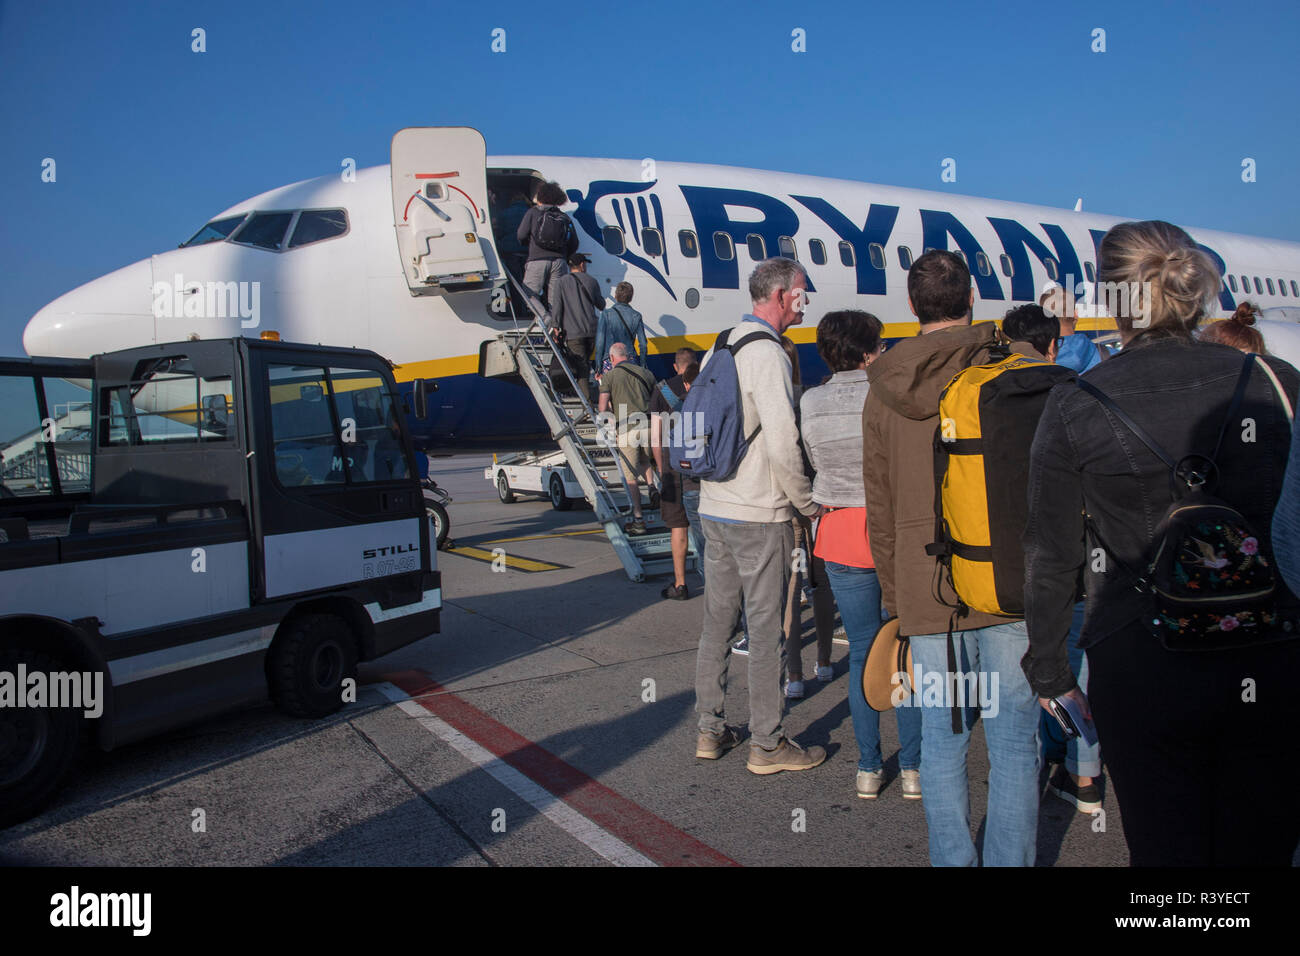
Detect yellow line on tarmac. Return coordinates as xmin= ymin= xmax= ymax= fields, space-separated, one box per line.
xmin=445 ymin=545 xmax=569 ymax=573
xmin=484 ymin=529 xmax=605 ymax=544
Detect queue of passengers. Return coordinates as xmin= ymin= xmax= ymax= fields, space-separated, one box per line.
xmin=679 ymin=233 xmax=1299 ymax=868
xmin=526 ymin=186 xmax=1300 ymax=865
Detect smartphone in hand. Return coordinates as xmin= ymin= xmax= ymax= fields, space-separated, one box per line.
xmin=1049 ymin=695 xmax=1098 ymax=747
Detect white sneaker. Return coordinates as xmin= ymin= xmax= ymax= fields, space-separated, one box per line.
xmin=831 ymin=626 xmax=848 ymax=646
xmin=784 ymin=680 xmax=805 ymax=699
xmin=814 ymin=665 xmax=834 ymax=682
xmin=901 ymin=769 xmax=922 ymax=800
xmin=855 ymin=769 xmax=883 ymax=799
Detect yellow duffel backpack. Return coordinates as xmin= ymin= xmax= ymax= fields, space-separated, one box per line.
xmin=926 ymin=344 xmax=1076 ymax=616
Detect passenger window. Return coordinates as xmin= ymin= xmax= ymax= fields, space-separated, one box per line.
xmin=975 ymin=251 xmax=992 ymax=277
xmin=809 ymin=239 xmax=827 ymax=265
xmin=1254 ymin=277 xmax=1263 ymax=294
xmin=1228 ymin=274 xmax=1237 ymax=293
xmin=898 ymin=246 xmax=913 ymax=270
xmin=1084 ymin=262 xmax=1095 ymax=282
xmin=713 ymin=232 xmax=734 ymax=261
xmin=1267 ymin=277 xmax=1276 ymax=295
xmin=747 ymin=234 xmax=766 ymax=260
xmin=778 ymin=236 xmax=798 ymax=260
xmin=289 ymin=209 xmax=348 ymax=248
xmin=1279 ymin=279 xmax=1287 ymax=297
xmin=1241 ymin=275 xmax=1250 ymax=292
xmin=1045 ymin=258 xmax=1060 ymax=281
xmin=328 ymin=367 xmax=410 ymax=483
xmin=230 ymin=212 xmax=294 ymax=251
xmin=182 ymin=214 xmax=248 ymax=248
xmin=267 ymin=364 xmax=344 ymax=487
xmin=838 ymin=241 xmax=855 ymax=267
xmin=678 ymin=230 xmax=698 ymax=258
xmin=868 ymin=243 xmax=885 ymax=270
xmin=1001 ymin=254 xmax=1014 ymax=277
xmin=602 ymin=226 xmax=625 ymax=255
xmin=1292 ymin=280 xmax=1298 ymax=297
xmin=641 ymin=228 xmax=664 ymax=257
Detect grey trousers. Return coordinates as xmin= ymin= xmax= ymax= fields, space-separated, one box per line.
xmin=523 ymin=257 xmax=568 ymax=309
xmin=695 ymin=517 xmax=794 ymax=749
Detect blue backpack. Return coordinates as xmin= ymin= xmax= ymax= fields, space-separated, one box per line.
xmin=668 ymin=327 xmax=772 ymax=480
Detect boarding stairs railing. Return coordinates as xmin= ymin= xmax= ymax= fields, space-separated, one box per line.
xmin=484 ymin=272 xmax=698 ymax=583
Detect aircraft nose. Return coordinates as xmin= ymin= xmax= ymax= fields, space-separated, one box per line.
xmin=23 ymin=259 xmax=156 ymax=357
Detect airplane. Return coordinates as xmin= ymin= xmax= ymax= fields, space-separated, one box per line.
xmin=22 ymin=126 xmax=1300 ymax=449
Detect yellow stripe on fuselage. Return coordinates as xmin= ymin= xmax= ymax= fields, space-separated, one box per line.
xmin=388 ymin=316 xmax=1120 ymax=383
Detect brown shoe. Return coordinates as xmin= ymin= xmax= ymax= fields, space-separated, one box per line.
xmin=746 ymin=738 xmax=827 ymax=775
xmin=696 ymin=726 xmax=741 ymax=759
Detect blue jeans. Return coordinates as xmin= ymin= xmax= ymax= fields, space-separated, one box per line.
xmin=824 ymin=562 xmax=921 ymax=772
xmin=909 ymin=621 xmax=1041 ymax=867
xmin=1040 ymin=603 xmax=1102 ymax=778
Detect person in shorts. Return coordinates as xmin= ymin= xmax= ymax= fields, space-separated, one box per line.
xmin=598 ymin=342 xmax=656 ymax=535
xmin=651 ymin=354 xmax=700 ymax=598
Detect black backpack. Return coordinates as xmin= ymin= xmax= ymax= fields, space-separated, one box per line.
xmin=1080 ymin=353 xmax=1291 ymax=651
xmin=532 ymin=207 xmax=573 ymax=253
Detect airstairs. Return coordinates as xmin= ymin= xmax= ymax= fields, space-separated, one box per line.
xmin=480 ymin=275 xmax=701 ymax=583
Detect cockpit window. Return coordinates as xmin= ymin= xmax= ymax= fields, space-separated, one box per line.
xmin=182 ymin=214 xmax=248 ymax=247
xmin=289 ymin=209 xmax=348 ymax=248
xmin=231 ymin=212 xmax=294 ymax=251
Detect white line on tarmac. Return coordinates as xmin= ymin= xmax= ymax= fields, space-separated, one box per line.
xmin=374 ymin=682 xmax=655 ymax=867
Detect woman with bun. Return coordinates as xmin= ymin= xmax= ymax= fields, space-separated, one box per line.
xmin=1199 ymin=301 xmax=1267 ymax=353
xmin=1020 ymin=221 xmax=1300 ymax=865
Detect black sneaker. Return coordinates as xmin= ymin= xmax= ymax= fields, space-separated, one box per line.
xmin=731 ymin=636 xmax=749 ymax=655
xmin=661 ymin=583 xmax=689 ymax=600
xmin=1047 ymin=766 xmax=1102 ymax=814
xmin=626 ymin=519 xmax=647 ymax=535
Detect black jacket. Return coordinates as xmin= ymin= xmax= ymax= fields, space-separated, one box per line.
xmin=1021 ymin=334 xmax=1300 ymax=698
xmin=516 ymin=205 xmax=580 ymax=262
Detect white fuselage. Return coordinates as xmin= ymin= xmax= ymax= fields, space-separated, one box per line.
xmin=23 ymin=154 xmax=1300 ymax=444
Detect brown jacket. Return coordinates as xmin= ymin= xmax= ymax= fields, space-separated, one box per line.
xmin=863 ymin=321 xmax=1022 ymax=637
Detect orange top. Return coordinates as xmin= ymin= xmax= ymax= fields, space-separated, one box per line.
xmin=813 ymin=507 xmax=873 ymax=569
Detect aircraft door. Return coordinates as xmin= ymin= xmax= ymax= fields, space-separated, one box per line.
xmin=391 ymin=127 xmax=500 ymax=295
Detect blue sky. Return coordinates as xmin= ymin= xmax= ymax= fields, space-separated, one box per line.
xmin=2 ymin=0 xmax=1297 ymax=353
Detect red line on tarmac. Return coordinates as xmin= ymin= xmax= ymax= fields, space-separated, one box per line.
xmin=382 ymin=669 xmax=739 ymax=867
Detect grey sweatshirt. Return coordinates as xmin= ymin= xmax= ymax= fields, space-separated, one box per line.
xmin=548 ymin=270 xmax=605 ymax=340
xmin=800 ymin=369 xmax=869 ymax=507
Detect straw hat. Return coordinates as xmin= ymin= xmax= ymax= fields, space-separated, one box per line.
xmin=862 ymin=618 xmax=917 ymax=711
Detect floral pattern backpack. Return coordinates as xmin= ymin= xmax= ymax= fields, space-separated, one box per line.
xmin=1081 ymin=353 xmax=1292 ymax=651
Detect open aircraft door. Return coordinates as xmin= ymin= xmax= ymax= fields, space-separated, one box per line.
xmin=391 ymin=127 xmax=500 ymax=295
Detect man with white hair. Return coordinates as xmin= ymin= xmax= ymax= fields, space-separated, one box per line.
xmin=693 ymin=257 xmax=826 ymax=774
xmin=598 ymin=341 xmax=656 ymax=534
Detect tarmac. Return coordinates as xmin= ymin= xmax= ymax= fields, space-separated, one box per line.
xmin=0 ymin=452 xmax=1145 ymax=866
